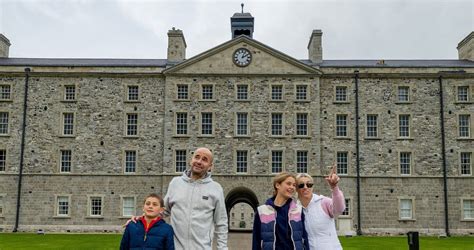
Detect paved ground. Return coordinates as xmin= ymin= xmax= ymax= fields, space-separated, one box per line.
xmin=213 ymin=231 xmax=252 ymax=250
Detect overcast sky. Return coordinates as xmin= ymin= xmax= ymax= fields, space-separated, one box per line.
xmin=0 ymin=0 xmax=472 ymax=60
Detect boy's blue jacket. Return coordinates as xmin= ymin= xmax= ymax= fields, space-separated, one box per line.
xmin=120 ymin=218 xmax=174 ymax=250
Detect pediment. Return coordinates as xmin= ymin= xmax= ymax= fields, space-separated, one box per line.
xmin=164 ymin=36 xmax=321 ymax=75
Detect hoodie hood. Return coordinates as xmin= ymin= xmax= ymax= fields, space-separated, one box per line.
xmin=181 ymin=169 xmax=213 ymax=184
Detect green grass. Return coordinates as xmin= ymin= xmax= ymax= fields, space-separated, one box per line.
xmin=0 ymin=233 xmax=473 ymax=250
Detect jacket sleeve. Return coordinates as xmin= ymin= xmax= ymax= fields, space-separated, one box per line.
xmin=163 ymin=178 xmax=175 ymax=218
xmin=252 ymin=211 xmax=262 ymax=250
xmin=165 ymin=225 xmax=175 ymax=250
xmin=213 ymin=185 xmax=229 ymax=250
xmin=301 ymin=212 xmax=309 ymax=250
xmin=120 ymin=225 xmax=130 ymax=250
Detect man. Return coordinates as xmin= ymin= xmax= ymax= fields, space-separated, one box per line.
xmin=164 ymin=147 xmax=228 ymax=250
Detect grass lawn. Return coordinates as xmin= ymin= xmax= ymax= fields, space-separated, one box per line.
xmin=0 ymin=233 xmax=473 ymax=249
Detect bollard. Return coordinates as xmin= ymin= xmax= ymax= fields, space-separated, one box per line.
xmin=407 ymin=231 xmax=419 ymax=250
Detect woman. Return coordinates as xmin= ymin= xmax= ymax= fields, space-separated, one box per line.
xmin=252 ymin=172 xmax=309 ymax=250
xmin=296 ymin=164 xmax=345 ymax=250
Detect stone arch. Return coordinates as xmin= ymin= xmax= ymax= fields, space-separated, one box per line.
xmin=225 ymin=186 xmax=259 ymax=215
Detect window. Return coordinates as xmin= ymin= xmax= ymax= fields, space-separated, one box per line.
xmin=0 ymin=85 xmax=11 ymax=100
xmin=271 ymin=150 xmax=283 ymax=173
xmin=122 ymin=197 xmax=135 ymax=217
xmin=236 ymin=85 xmax=248 ymax=100
xmin=341 ymin=198 xmax=350 ymax=216
xmin=177 ymin=84 xmax=189 ymax=100
xmin=398 ymin=114 xmax=410 ymax=138
xmin=400 ymin=199 xmax=413 ymax=220
xmin=201 ymin=112 xmax=213 ymax=135
xmin=336 ymin=114 xmax=347 ymax=137
xmin=457 ymin=86 xmax=469 ymax=102
xmin=175 ymin=150 xmax=187 ymax=172
xmin=0 ymin=112 xmax=9 ymax=135
xmin=64 ymin=85 xmax=76 ymax=101
xmin=89 ymin=196 xmax=103 ymax=216
xmin=201 ymin=85 xmax=213 ymax=100
xmin=400 ymin=152 xmax=411 ymax=175
xmin=236 ymin=150 xmax=248 ymax=173
xmin=62 ymin=113 xmax=74 ymax=136
xmin=461 ymin=152 xmax=472 ymax=175
xmin=397 ymin=86 xmax=410 ymax=102
xmin=463 ymin=199 xmax=474 ymax=220
xmin=335 ymin=86 xmax=347 ymax=102
xmin=126 ymin=113 xmax=138 ymax=136
xmin=296 ymin=113 xmax=308 ymax=136
xmin=60 ymin=150 xmax=72 ymax=173
xmin=296 ymin=151 xmax=308 ymax=173
xmin=271 ymin=113 xmax=283 ymax=136
xmin=125 ymin=150 xmax=136 ymax=173
xmin=459 ymin=114 xmax=471 ymax=138
xmin=336 ymin=152 xmax=348 ymax=175
xmin=236 ymin=113 xmax=248 ymax=136
xmin=0 ymin=149 xmax=5 ymax=171
xmin=176 ymin=112 xmax=188 ymax=135
xmin=127 ymin=86 xmax=139 ymax=101
xmin=295 ymin=85 xmax=308 ymax=101
xmin=0 ymin=196 xmax=3 ymax=216
xmin=271 ymin=85 xmax=283 ymax=100
xmin=366 ymin=114 xmax=378 ymax=138
xmin=57 ymin=196 xmax=70 ymax=216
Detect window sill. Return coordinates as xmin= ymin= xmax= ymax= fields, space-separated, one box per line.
xmin=123 ymin=136 xmax=139 ymax=139
xmin=333 ymin=101 xmax=350 ymax=104
xmin=0 ymin=99 xmax=13 ymax=102
xmin=335 ymin=137 xmax=351 ymax=140
xmin=60 ymin=100 xmax=77 ymax=103
xmin=124 ymin=100 xmax=141 ymax=103
xmin=454 ymin=101 xmax=473 ymax=104
xmin=234 ymin=135 xmax=251 ymax=138
xmin=53 ymin=215 xmax=71 ymax=219
xmin=235 ymin=172 xmax=248 ymax=175
xmin=460 ymin=219 xmax=474 ymax=222
xmin=174 ymin=99 xmax=191 ymax=102
xmin=173 ymin=135 xmax=191 ymax=138
xmin=235 ymin=99 xmax=251 ymax=102
xmin=294 ymin=100 xmax=310 ymax=103
xmin=85 ymin=216 xmax=104 ymax=219
xmin=398 ymin=219 xmax=416 ymax=222
xmin=197 ymin=135 xmax=215 ymax=138
xmin=364 ymin=137 xmax=381 ymax=140
xmin=269 ymin=100 xmax=285 ymax=102
xmin=198 ymin=99 xmax=217 ymax=102
xmin=269 ymin=135 xmax=286 ymax=138
xmin=396 ymin=137 xmax=414 ymax=140
xmin=0 ymin=134 xmax=10 ymax=137
xmin=395 ymin=101 xmax=413 ymax=104
xmin=293 ymin=136 xmax=311 ymax=139
xmin=457 ymin=138 xmax=474 ymax=141
xmin=58 ymin=135 xmax=76 ymax=138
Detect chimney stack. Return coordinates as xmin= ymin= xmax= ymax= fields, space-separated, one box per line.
xmin=167 ymin=28 xmax=187 ymax=63
xmin=308 ymin=30 xmax=323 ymax=64
xmin=457 ymin=31 xmax=474 ymax=61
xmin=0 ymin=34 xmax=11 ymax=58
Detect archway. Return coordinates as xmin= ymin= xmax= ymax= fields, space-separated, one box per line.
xmin=225 ymin=187 xmax=259 ymax=231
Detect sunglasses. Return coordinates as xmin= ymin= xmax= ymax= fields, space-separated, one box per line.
xmin=297 ymin=183 xmax=314 ymax=189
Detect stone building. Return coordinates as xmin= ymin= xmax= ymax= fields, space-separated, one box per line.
xmin=0 ymin=11 xmax=473 ymax=236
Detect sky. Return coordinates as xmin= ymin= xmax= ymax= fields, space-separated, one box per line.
xmin=0 ymin=0 xmax=472 ymax=60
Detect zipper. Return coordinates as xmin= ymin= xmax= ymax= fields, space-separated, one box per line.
xmin=273 ymin=206 xmax=276 ymax=250
xmin=144 ymin=232 xmax=147 ymax=241
xmin=288 ymin=206 xmax=296 ymax=249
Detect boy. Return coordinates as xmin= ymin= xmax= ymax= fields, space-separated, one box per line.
xmin=120 ymin=193 xmax=174 ymax=250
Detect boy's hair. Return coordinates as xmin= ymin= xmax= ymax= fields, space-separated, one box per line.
xmin=272 ymin=172 xmax=296 ymax=196
xmin=143 ymin=193 xmax=164 ymax=207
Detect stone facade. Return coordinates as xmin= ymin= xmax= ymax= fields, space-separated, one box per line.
xmin=0 ymin=15 xmax=473 ymax=236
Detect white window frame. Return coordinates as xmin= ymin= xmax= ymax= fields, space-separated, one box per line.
xmin=270 ymin=112 xmax=284 ymax=137
xmin=461 ymin=198 xmax=474 ymax=221
xmin=458 ymin=114 xmax=471 ymax=139
xmin=61 ymin=112 xmax=75 ymax=137
xmin=270 ymin=149 xmax=284 ymax=174
xmin=0 ymin=84 xmax=12 ymax=101
xmin=235 ymin=112 xmax=249 ymax=137
xmin=334 ymin=85 xmax=349 ymax=103
xmin=236 ymin=84 xmax=249 ymax=101
xmin=398 ymin=197 xmax=415 ymax=221
xmin=174 ymin=149 xmax=187 ymax=173
xmin=175 ymin=112 xmax=188 ymax=136
xmin=124 ymin=150 xmax=137 ymax=174
xmin=235 ymin=149 xmax=249 ymax=174
xmin=396 ymin=86 xmax=411 ymax=103
xmin=270 ymin=84 xmax=284 ymax=101
xmin=366 ymin=114 xmax=379 ymax=138
xmin=294 ymin=84 xmax=309 ymax=102
xmin=199 ymin=112 xmax=214 ymax=137
xmin=460 ymin=151 xmax=472 ymax=176
xmin=0 ymin=149 xmax=6 ymax=172
xmin=59 ymin=149 xmax=72 ymax=173
xmin=125 ymin=113 xmax=138 ymax=137
xmin=200 ymin=84 xmax=215 ymax=101
xmin=126 ymin=85 xmax=140 ymax=102
xmin=63 ymin=84 xmax=76 ymax=102
xmin=176 ymin=84 xmax=190 ymax=101
xmin=336 ymin=151 xmax=349 ymax=175
xmin=55 ymin=195 xmax=71 ymax=217
xmin=295 ymin=113 xmax=309 ymax=137
xmin=339 ymin=197 xmax=352 ymax=218
xmin=399 ymin=151 xmax=412 ymax=176
xmin=295 ymin=150 xmax=308 ymax=173
xmin=87 ymin=195 xmax=104 ymax=217
xmin=121 ymin=196 xmax=136 ymax=217
xmin=398 ymin=114 xmax=411 ymax=139
xmin=0 ymin=111 xmax=9 ymax=136
xmin=335 ymin=114 xmax=349 ymax=138
xmin=456 ymin=85 xmax=471 ymax=103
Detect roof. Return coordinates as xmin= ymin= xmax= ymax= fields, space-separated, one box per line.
xmin=300 ymin=59 xmax=474 ymax=68
xmin=0 ymin=58 xmax=168 ymax=67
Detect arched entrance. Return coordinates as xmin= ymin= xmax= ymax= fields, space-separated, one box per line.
xmin=225 ymin=187 xmax=259 ymax=231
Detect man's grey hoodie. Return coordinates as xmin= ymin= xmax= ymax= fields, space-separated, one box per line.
xmin=164 ymin=170 xmax=228 ymax=250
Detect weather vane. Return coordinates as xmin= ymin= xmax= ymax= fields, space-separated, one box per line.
xmin=241 ymin=3 xmax=244 ymax=13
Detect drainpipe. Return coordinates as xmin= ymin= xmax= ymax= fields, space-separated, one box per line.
xmin=438 ymin=74 xmax=450 ymax=237
xmin=13 ymin=67 xmax=30 ymax=232
xmin=354 ymin=70 xmax=362 ymax=235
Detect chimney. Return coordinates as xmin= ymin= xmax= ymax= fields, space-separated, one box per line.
xmin=0 ymin=34 xmax=11 ymax=58
xmin=308 ymin=30 xmax=323 ymax=64
xmin=167 ymin=28 xmax=187 ymax=63
xmin=457 ymin=31 xmax=474 ymax=61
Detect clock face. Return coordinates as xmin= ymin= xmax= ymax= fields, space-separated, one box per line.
xmin=233 ymin=48 xmax=252 ymax=67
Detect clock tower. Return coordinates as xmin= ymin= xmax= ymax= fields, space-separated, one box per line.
xmin=231 ymin=4 xmax=254 ymax=39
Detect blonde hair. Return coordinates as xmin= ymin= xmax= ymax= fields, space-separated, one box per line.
xmin=295 ymin=173 xmax=314 ymax=183
xmin=272 ymin=172 xmax=296 ymax=196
